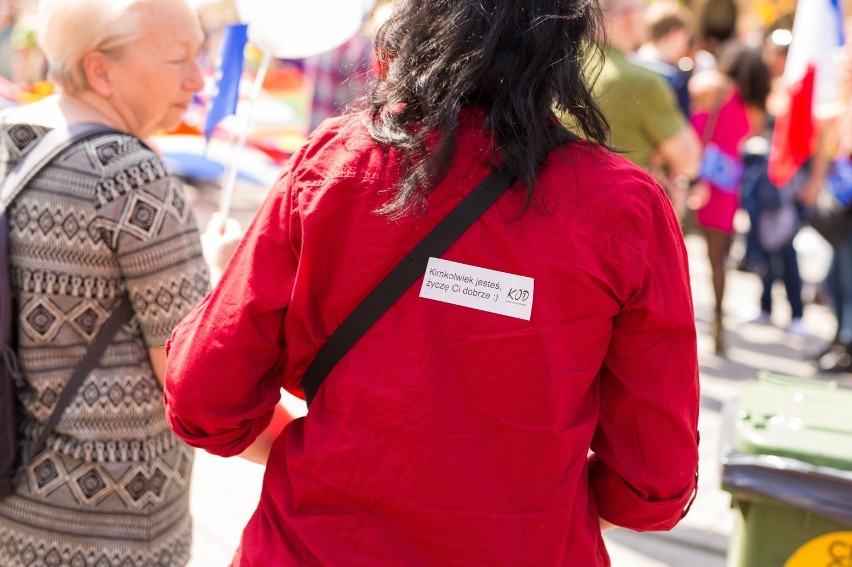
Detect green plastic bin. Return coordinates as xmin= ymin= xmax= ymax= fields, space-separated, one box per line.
xmin=722 ymin=372 xmax=852 ymax=567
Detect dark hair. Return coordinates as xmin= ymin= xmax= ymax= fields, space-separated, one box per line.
xmin=717 ymin=41 xmax=771 ymax=111
xmin=698 ymin=0 xmax=737 ymax=52
xmin=366 ymin=0 xmax=609 ymax=218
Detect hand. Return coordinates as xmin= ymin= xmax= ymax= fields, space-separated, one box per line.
xmin=687 ymin=181 xmax=710 ymax=211
xmin=202 ymin=212 xmax=243 ymax=286
xmin=238 ymin=403 xmax=296 ymax=466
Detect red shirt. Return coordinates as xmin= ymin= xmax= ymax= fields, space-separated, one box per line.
xmin=165 ymin=109 xmax=700 ymax=566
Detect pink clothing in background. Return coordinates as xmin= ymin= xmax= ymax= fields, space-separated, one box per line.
xmin=691 ymin=90 xmax=750 ymax=233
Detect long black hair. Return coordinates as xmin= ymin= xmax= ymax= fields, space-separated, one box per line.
xmin=367 ymin=0 xmax=609 ymax=218
xmin=717 ymin=41 xmax=771 ymax=112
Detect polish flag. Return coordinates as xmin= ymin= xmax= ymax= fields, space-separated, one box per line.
xmin=768 ymin=0 xmax=845 ymax=187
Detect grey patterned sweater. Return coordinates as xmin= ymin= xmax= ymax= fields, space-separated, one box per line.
xmin=1 ymin=122 xmax=210 ymax=462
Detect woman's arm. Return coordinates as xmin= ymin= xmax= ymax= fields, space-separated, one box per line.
xmin=148 ymin=347 xmax=167 ymax=388
xmin=164 ymin=173 xmax=302 ymax=458
xmin=100 ymin=143 xmax=209 ymax=391
xmin=588 ymin=183 xmax=700 ymax=532
xmin=237 ymin=402 xmax=297 ymax=465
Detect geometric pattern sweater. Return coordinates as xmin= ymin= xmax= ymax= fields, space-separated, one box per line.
xmin=0 ymin=121 xmax=209 ymax=567
xmin=2 ymin=122 xmax=209 ymax=460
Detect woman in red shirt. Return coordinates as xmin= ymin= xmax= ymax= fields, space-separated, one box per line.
xmin=164 ymin=1 xmax=700 ymax=565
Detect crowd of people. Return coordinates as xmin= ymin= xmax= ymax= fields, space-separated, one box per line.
xmin=586 ymin=0 xmax=852 ymax=372
xmin=0 ymin=1 xmax=848 ymax=566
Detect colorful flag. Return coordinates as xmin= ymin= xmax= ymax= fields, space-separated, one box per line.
xmin=204 ymin=23 xmax=248 ymax=141
xmin=768 ymin=0 xmax=844 ymax=187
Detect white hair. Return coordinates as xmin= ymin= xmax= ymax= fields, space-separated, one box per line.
xmin=37 ymin=0 xmax=155 ymax=93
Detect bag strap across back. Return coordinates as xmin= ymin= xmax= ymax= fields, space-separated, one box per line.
xmin=25 ymin=296 xmax=133 ymax=464
xmin=0 ymin=123 xmax=121 ymax=207
xmin=301 ymin=168 xmax=516 ymax=406
xmin=2 ymin=124 xmax=122 ymax=357
xmin=0 ymin=122 xmax=132 ymax=472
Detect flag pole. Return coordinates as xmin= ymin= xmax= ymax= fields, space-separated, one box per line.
xmin=218 ymin=48 xmax=273 ymax=218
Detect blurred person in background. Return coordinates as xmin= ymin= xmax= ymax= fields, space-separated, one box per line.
xmin=762 ymin=19 xmax=794 ymax=118
xmin=164 ymin=0 xmax=701 ymax=565
xmin=303 ymin=34 xmax=372 ymax=133
xmin=736 ymin=22 xmax=807 ymax=339
xmin=8 ymin=1 xmax=45 ymax=87
xmin=0 ymin=0 xmax=15 ymax=81
xmin=735 ymin=19 xmax=791 ymax=276
xmin=739 ymin=138 xmax=807 ymax=337
xmin=693 ymin=0 xmax=738 ymax=72
xmin=805 ymin=27 xmax=852 ymax=372
xmin=636 ymin=0 xmax=695 ymax=118
xmin=302 ymin=0 xmax=393 ymax=133
xmin=688 ymin=41 xmax=772 ymax=354
xmin=588 ymin=0 xmax=701 ymax=220
xmin=0 ymin=0 xmax=238 ymax=565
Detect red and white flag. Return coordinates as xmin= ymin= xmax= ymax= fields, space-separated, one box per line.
xmin=768 ymin=0 xmax=845 ymax=187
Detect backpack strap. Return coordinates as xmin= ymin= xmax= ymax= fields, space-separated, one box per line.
xmin=24 ymin=295 xmax=133 ymax=466
xmin=1 ymin=123 xmax=121 ymax=364
xmin=0 ymin=122 xmax=121 ymax=208
xmin=0 ymin=122 xmax=129 ymax=478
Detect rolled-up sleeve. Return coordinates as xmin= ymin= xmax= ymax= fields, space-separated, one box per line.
xmin=589 ymin=187 xmax=700 ymax=531
xmin=163 ymin=167 xmax=300 ymax=457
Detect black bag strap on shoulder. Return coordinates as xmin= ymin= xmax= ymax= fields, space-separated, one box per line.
xmin=26 ymin=296 xmax=133 ymax=464
xmin=1 ymin=123 xmax=123 ymax=372
xmin=301 ymin=168 xmax=515 ymax=407
xmin=1 ymin=122 xmax=128 ymax=488
xmin=0 ymin=122 xmax=120 ymax=207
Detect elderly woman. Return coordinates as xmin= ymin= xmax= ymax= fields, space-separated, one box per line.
xmin=0 ymin=0 xmax=210 ymax=565
xmin=166 ymin=0 xmax=700 ymax=565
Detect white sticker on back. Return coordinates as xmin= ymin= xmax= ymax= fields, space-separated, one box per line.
xmin=419 ymin=257 xmax=534 ymax=320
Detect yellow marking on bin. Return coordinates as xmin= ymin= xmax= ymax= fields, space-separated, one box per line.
xmin=785 ymin=531 xmax=852 ymax=567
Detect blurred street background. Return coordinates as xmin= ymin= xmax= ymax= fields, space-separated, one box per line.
xmin=3 ymin=0 xmax=852 ymax=565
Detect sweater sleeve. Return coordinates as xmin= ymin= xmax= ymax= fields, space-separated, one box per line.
xmin=163 ymin=166 xmax=301 ymax=457
xmin=104 ymin=149 xmax=209 ymax=347
xmin=588 ymin=185 xmax=700 ymax=531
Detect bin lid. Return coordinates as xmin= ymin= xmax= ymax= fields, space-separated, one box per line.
xmin=734 ymin=372 xmax=852 ymax=470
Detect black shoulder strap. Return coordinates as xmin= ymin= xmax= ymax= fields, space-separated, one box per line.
xmin=25 ymin=296 xmax=133 ymax=465
xmin=0 ymin=122 xmax=121 ymax=208
xmin=0 ymin=121 xmax=130 ymax=472
xmin=301 ymin=168 xmax=515 ymax=406
xmin=1 ymin=124 xmax=122 ymax=348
